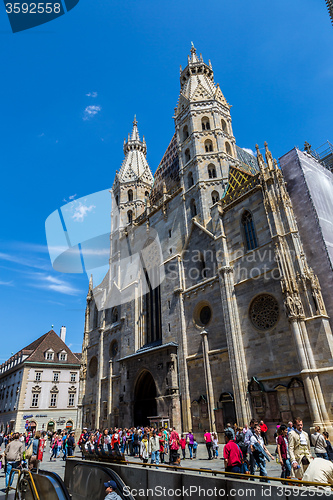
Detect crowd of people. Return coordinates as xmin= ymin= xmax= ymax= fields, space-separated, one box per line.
xmin=0 ymin=428 xmax=76 ymax=487
xmin=221 ymin=417 xmax=333 ymax=485
xmin=78 ymin=426 xmax=200 ymax=466
xmin=1 ymin=417 xmax=333 ymax=491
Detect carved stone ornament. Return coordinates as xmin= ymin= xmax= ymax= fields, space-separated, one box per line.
xmin=249 ymin=294 xmax=279 ymax=331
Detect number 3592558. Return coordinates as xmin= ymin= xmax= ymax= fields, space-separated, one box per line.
xmin=5 ymin=3 xmax=61 ymax=13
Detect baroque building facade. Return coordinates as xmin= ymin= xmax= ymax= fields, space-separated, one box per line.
xmin=78 ymin=46 xmax=333 ymax=437
xmin=0 ymin=328 xmax=81 ymax=433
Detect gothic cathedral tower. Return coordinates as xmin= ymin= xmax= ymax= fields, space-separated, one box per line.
xmin=174 ymin=44 xmax=237 ymax=225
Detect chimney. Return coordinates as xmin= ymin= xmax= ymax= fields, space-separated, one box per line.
xmin=60 ymin=326 xmax=66 ymax=344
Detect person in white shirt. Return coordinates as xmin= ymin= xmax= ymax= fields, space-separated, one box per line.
xmin=303 ymin=458 xmax=333 ymax=486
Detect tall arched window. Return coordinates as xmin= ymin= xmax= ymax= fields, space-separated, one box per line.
xmin=183 ymin=125 xmax=189 ymax=141
xmin=111 ymin=307 xmax=118 ymax=323
xmin=199 ymin=252 xmax=207 ymax=278
xmin=190 ymin=199 xmax=197 ymax=218
xmin=208 ymin=164 xmax=217 ymax=178
xmin=185 ymin=148 xmax=191 ymax=163
xmin=127 ymin=210 xmax=133 ymax=224
xmin=205 ymin=140 xmax=213 ymax=153
xmin=202 ymin=117 xmax=210 ymax=131
xmin=225 ymin=141 xmax=232 ymax=156
xmin=188 ymin=172 xmax=194 ymax=188
xmin=221 ymin=119 xmax=227 ymax=132
xmin=211 ymin=191 xmax=219 ymax=204
xmin=128 ymin=189 xmax=133 ymax=202
xmin=241 ymin=210 xmax=258 ymax=251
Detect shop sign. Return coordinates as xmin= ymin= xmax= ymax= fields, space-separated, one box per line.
xmin=23 ymin=414 xmax=33 ymax=419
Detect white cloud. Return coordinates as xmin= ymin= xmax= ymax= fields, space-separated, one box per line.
xmin=33 ymin=274 xmax=80 ymax=296
xmin=0 ymin=280 xmax=14 ymax=286
xmin=72 ymin=202 xmax=96 ymax=222
xmin=83 ymin=105 xmax=101 ymax=120
xmin=243 ymin=148 xmax=256 ymax=156
xmin=86 ymin=92 xmax=98 ymax=98
xmin=0 ymin=252 xmax=49 ymax=271
xmin=63 ymin=194 xmax=77 ymax=203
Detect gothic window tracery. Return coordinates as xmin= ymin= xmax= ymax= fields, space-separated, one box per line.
xmin=241 ymin=210 xmax=258 ymax=251
xmin=249 ymin=294 xmax=279 ymax=331
xmin=202 ymin=117 xmax=210 ymax=131
xmin=211 ymin=191 xmax=219 ymax=204
xmin=208 ymin=164 xmax=217 ymax=178
xmin=205 ymin=139 xmax=213 ymax=152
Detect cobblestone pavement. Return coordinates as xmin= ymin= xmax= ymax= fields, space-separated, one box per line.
xmin=0 ymin=443 xmax=284 ymax=498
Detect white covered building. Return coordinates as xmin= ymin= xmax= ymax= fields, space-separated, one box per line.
xmin=0 ymin=328 xmax=81 ymax=434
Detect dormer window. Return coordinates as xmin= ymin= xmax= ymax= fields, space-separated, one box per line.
xmin=45 ymin=350 xmax=54 ymax=361
xmin=58 ymin=351 xmax=67 ymax=362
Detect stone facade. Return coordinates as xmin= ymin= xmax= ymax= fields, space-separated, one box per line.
xmin=79 ymin=46 xmax=333 ymax=438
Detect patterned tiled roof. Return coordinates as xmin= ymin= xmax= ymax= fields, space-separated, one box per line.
xmin=150 ymin=133 xmax=180 ymax=204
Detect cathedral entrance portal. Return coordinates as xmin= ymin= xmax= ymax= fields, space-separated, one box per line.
xmin=134 ymin=371 xmax=157 ymax=426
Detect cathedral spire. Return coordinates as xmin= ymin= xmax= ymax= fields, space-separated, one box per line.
xmin=176 ymin=44 xmax=227 ymax=110
xmin=117 ymin=117 xmax=154 ymax=183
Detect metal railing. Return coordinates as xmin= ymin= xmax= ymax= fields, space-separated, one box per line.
xmin=6 ymin=468 xmax=40 ymax=500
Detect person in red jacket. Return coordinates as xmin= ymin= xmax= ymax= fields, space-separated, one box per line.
xmin=111 ymin=429 xmax=120 ymax=455
xmin=223 ymin=432 xmax=243 ymax=474
xmin=260 ymin=420 xmax=268 ymax=445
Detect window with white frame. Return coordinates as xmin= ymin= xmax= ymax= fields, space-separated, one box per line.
xmin=31 ymin=393 xmax=39 ymax=407
xmin=68 ymin=393 xmax=75 ymax=406
xmin=35 ymin=372 xmax=42 ymax=382
xmin=70 ymin=373 xmax=76 ymax=382
xmin=45 ymin=350 xmax=54 ymax=361
xmin=50 ymin=393 xmax=57 ymax=407
xmin=59 ymin=352 xmax=67 ymax=361
xmin=53 ymin=372 xmax=59 ymax=382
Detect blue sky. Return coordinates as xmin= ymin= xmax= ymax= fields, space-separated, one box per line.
xmin=1 ymin=0 xmax=332 ymax=360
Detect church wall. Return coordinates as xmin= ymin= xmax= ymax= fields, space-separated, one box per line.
xmin=280 ymin=148 xmax=333 ymax=333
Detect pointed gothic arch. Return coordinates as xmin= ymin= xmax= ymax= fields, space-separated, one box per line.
xmin=202 ymin=117 xmax=210 ymax=131
xmin=133 ymin=370 xmax=157 ymax=426
xmin=211 ymin=191 xmax=219 ymax=204
xmin=225 ymin=141 xmax=232 ymax=156
xmin=205 ymin=139 xmax=213 ymax=153
xmin=128 ymin=189 xmax=133 ymax=202
xmin=208 ymin=164 xmax=217 ymax=179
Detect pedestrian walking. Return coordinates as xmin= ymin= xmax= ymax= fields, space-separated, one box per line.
xmin=149 ymin=430 xmax=160 ymax=466
xmin=186 ymin=430 xmax=194 ymax=459
xmin=204 ymin=429 xmax=213 ymax=460
xmin=276 ymin=425 xmax=291 ymax=478
xmin=179 ymin=434 xmax=186 ymax=460
xmin=223 ymin=431 xmax=243 ymax=474
xmin=169 ymin=427 xmax=180 ymax=465
xmin=193 ymin=438 xmax=198 ymax=459
xmin=140 ymin=433 xmax=149 ymax=463
xmin=311 ymin=426 xmax=329 ymax=460
xmin=250 ymin=423 xmax=274 ymax=481
xmin=289 ymin=418 xmax=312 ymax=479
xmin=212 ymin=432 xmax=219 ymax=459
xmin=260 ymin=420 xmax=268 ymax=445
xmin=4 ymin=433 xmax=24 ymax=487
xmin=323 ymin=432 xmax=333 ymax=461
